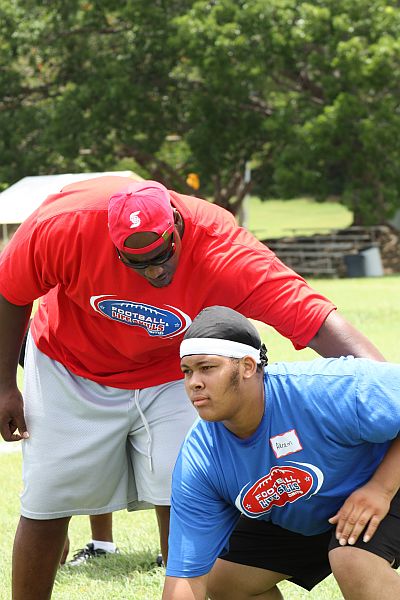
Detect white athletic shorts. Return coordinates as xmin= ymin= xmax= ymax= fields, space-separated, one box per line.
xmin=20 ymin=334 xmax=197 ymax=520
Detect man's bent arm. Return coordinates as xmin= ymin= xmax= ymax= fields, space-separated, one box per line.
xmin=308 ymin=311 xmax=385 ymax=361
xmin=0 ymin=294 xmax=32 ymax=441
xmin=162 ymin=575 xmax=208 ymax=600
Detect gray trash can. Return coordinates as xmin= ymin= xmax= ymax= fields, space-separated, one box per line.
xmin=344 ymin=254 xmax=365 ymax=278
xmin=360 ymin=246 xmax=384 ymax=277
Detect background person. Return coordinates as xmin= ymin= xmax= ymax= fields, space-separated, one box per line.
xmin=163 ymin=306 xmax=400 ymax=600
xmin=0 ymin=176 xmax=385 ymax=599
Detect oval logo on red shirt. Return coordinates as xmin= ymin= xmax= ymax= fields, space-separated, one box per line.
xmin=235 ymin=464 xmax=321 ymax=518
xmin=90 ymin=296 xmax=191 ymax=338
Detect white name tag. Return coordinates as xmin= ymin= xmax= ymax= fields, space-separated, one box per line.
xmin=270 ymin=429 xmax=302 ymax=458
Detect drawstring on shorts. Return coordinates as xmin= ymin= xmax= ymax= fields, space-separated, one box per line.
xmin=134 ymin=390 xmax=153 ymax=472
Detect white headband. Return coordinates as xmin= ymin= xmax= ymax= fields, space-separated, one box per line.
xmin=180 ymin=338 xmax=261 ymax=363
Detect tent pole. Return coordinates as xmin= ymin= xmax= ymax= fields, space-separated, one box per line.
xmin=2 ymin=223 xmax=8 ymax=245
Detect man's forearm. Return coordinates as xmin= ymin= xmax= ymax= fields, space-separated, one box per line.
xmin=0 ymin=294 xmax=32 ymax=389
xmin=308 ymin=311 xmax=385 ymax=361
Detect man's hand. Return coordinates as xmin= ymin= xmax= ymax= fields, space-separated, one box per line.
xmin=328 ymin=481 xmax=391 ymax=546
xmin=0 ymin=387 xmax=29 ymax=442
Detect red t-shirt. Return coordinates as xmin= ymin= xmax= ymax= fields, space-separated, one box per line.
xmin=0 ymin=176 xmax=335 ymax=388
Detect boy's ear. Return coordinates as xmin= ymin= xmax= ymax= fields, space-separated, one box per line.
xmin=241 ymin=356 xmax=258 ymax=378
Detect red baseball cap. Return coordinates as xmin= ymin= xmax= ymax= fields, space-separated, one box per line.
xmin=108 ymin=180 xmax=175 ymax=254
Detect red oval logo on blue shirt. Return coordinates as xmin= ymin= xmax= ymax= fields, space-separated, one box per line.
xmin=236 ymin=465 xmax=316 ymax=517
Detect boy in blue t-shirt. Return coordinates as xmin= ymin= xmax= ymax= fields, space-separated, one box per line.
xmin=163 ymin=306 xmax=400 ymax=600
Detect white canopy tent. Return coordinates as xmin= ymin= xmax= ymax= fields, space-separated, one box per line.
xmin=0 ymin=171 xmax=140 ymax=242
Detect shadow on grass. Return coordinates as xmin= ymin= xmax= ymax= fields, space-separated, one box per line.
xmin=57 ymin=549 xmax=163 ymax=583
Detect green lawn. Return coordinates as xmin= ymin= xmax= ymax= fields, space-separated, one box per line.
xmin=246 ymin=196 xmax=353 ymax=240
xmin=258 ymin=275 xmax=400 ymax=364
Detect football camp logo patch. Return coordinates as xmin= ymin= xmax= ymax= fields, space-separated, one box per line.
xmin=235 ymin=462 xmax=324 ymax=518
xmin=90 ymin=296 xmax=191 ymax=337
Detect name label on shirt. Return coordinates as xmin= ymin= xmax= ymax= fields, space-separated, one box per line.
xmin=270 ymin=429 xmax=302 ymax=458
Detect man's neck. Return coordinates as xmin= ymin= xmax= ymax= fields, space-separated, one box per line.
xmin=175 ymin=210 xmax=184 ymax=238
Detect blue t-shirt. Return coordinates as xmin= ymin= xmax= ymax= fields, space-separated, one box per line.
xmin=167 ymin=357 xmax=400 ymax=577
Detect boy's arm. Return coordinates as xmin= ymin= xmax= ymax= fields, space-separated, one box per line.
xmin=329 ymin=437 xmax=400 ymax=545
xmin=162 ymin=575 xmax=208 ymax=600
xmin=312 ymin=309 xmax=396 ymax=545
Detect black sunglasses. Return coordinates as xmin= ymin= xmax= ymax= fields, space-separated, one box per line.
xmin=116 ymin=233 xmax=176 ymax=270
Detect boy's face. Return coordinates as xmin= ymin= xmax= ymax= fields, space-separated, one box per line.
xmin=180 ymin=354 xmax=244 ymax=423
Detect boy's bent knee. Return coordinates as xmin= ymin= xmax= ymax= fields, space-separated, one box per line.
xmin=329 ymin=545 xmax=399 ymax=598
xmin=330 ymin=545 xmax=372 ymax=578
xmin=208 ymin=559 xmax=287 ymax=600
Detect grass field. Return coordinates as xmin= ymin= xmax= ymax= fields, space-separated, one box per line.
xmin=246 ymin=196 xmax=353 ymax=239
xmin=259 ymin=276 xmax=400 ymax=364
xmin=1 ymin=197 xmax=399 ymax=599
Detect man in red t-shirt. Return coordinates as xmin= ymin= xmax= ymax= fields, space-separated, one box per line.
xmin=0 ymin=177 xmax=385 ymax=599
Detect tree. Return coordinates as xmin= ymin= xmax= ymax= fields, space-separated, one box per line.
xmin=0 ymin=0 xmax=193 ymax=187
xmin=261 ymin=0 xmax=400 ymax=224
xmin=1 ymin=0 xmax=400 ymax=224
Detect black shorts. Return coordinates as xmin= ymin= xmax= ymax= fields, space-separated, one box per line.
xmin=220 ymin=491 xmax=400 ymax=591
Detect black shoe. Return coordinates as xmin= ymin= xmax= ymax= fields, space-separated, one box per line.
xmin=66 ymin=542 xmax=119 ymax=567
xmin=156 ymin=553 xmax=164 ymax=567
